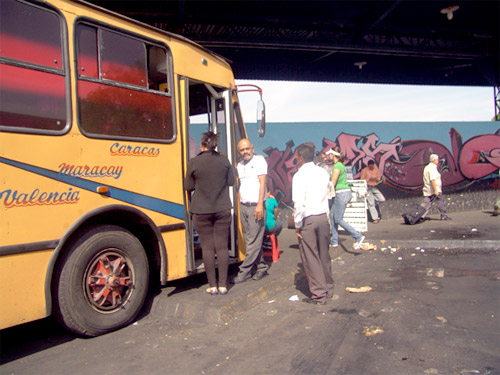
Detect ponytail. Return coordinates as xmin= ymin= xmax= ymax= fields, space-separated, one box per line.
xmin=200 ymin=131 xmax=218 ymax=151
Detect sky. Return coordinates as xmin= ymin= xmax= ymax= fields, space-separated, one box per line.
xmin=234 ymin=80 xmax=495 ymax=123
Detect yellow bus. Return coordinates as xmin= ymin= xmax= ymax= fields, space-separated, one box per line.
xmin=0 ymin=0 xmax=265 ymax=336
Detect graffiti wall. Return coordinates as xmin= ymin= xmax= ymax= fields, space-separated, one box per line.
xmin=247 ymin=122 xmax=500 ymax=205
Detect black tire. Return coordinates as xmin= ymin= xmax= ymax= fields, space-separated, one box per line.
xmin=54 ymin=225 xmax=149 ymax=336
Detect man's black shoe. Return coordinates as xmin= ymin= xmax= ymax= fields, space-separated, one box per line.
xmin=302 ymin=297 xmax=326 ymax=305
xmin=252 ymin=271 xmax=269 ymax=281
xmin=231 ymin=274 xmax=251 ymax=284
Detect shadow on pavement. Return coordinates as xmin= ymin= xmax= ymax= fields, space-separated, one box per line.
xmin=0 ymin=317 xmax=78 ymax=365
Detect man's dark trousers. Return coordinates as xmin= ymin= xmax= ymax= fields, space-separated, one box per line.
xmin=421 ymin=194 xmax=448 ymax=218
xmin=298 ymin=213 xmax=334 ymax=303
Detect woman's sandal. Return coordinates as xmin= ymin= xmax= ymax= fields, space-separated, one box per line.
xmin=206 ymin=287 xmax=218 ymax=295
xmin=218 ymin=287 xmax=228 ymax=295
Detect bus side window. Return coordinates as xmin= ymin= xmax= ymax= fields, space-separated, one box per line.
xmin=148 ymin=46 xmax=168 ymax=92
xmin=0 ymin=0 xmax=62 ymax=68
xmin=77 ymin=25 xmax=99 ymax=78
xmin=0 ymin=0 xmax=67 ymax=132
xmin=76 ymin=23 xmax=174 ymax=141
xmin=101 ymin=30 xmax=147 ymax=87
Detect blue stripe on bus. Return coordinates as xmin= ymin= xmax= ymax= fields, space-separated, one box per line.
xmin=0 ymin=157 xmax=185 ymax=220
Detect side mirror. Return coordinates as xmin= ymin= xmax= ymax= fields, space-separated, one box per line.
xmin=257 ymin=100 xmax=265 ymax=137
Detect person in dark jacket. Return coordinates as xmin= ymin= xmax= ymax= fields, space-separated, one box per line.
xmin=184 ymin=131 xmax=236 ymax=295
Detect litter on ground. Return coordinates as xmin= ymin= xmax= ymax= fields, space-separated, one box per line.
xmin=363 ymin=326 xmax=384 ymax=336
xmin=436 ymin=316 xmax=447 ymax=323
xmin=345 ymin=286 xmax=373 ymax=293
xmin=360 ymin=243 xmax=377 ymax=251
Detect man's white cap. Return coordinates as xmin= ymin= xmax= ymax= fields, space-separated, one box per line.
xmin=429 ymin=154 xmax=439 ymax=162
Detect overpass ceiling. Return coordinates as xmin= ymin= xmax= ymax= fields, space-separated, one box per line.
xmin=88 ymin=0 xmax=499 ymax=86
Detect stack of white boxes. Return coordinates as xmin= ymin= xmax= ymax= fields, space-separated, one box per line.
xmin=341 ymin=179 xmax=368 ymax=233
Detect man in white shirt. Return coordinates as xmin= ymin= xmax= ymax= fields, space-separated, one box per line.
xmin=421 ymin=154 xmax=451 ymax=220
xmin=293 ymin=143 xmax=334 ymax=305
xmin=232 ymin=139 xmax=269 ymax=283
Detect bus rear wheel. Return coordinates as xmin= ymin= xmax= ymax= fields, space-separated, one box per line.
xmin=54 ymin=225 xmax=149 ymax=336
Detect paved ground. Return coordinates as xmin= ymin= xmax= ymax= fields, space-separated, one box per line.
xmin=145 ymin=209 xmax=500 ymax=326
xmin=1 ymin=210 xmax=499 ymax=374
xmin=364 ymin=209 xmax=500 ymax=251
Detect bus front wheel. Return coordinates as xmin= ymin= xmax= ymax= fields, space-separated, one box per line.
xmin=54 ymin=225 xmax=149 ymax=336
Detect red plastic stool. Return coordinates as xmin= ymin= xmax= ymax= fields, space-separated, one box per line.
xmin=263 ymin=233 xmax=280 ymax=262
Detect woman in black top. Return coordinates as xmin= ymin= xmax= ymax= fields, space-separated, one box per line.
xmin=184 ymin=132 xmax=236 ymax=295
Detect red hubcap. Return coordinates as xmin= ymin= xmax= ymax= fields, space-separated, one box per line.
xmin=85 ymin=251 xmax=133 ymax=312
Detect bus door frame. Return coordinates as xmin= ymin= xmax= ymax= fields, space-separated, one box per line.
xmin=182 ymin=78 xmax=238 ymax=274
xmin=206 ymin=85 xmax=237 ymax=259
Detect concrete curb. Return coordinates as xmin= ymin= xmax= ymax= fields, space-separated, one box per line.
xmin=147 ymin=247 xmax=344 ymax=324
xmin=150 ymin=268 xmax=305 ymax=325
xmin=219 ymin=268 xmax=302 ymax=322
xmin=150 ymin=294 xmax=222 ymax=325
xmin=372 ymin=239 xmax=500 ymax=251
